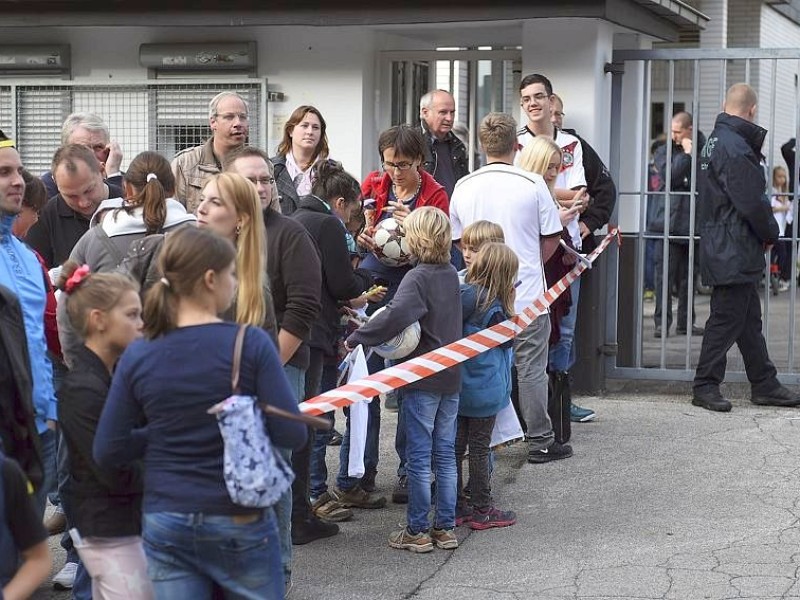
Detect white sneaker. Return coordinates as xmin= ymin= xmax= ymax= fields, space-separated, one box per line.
xmin=53 ymin=561 xmax=77 ymax=590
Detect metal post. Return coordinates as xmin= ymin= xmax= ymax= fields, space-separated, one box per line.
xmin=634 ymin=60 xmax=653 ymax=369
xmin=684 ymin=59 xmax=700 ymax=370
xmin=763 ymin=59 xmax=778 ymax=341
xmin=468 ymin=59 xmax=477 ymax=174
xmin=604 ymin=60 xmax=625 ymax=381
xmin=658 ymin=60 xmax=675 ymax=368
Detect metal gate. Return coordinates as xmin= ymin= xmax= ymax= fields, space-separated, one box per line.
xmin=604 ymin=48 xmax=800 ymax=385
xmin=0 ymin=79 xmax=268 ymax=173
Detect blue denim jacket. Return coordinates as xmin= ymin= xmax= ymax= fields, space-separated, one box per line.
xmin=0 ymin=214 xmax=56 ymax=432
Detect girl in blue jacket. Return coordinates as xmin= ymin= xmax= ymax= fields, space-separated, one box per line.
xmin=456 ymin=242 xmax=518 ymax=530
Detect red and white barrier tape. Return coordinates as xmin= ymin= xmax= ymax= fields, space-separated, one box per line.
xmin=299 ymin=227 xmax=621 ymax=416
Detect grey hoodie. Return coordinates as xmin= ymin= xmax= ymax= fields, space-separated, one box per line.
xmin=57 ymin=199 xmax=196 ymax=367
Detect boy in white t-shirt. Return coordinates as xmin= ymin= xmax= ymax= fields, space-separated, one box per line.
xmin=515 ymin=73 xmax=594 ymax=424
xmin=450 ymin=112 xmax=569 ymax=463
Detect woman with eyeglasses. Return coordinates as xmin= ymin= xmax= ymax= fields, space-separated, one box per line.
xmin=271 ymin=106 xmax=330 ymax=216
xmin=331 ymin=124 xmax=448 ymax=508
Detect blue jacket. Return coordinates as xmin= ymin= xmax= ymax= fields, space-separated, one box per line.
xmin=0 ymin=215 xmax=56 ymax=432
xmin=459 ymin=283 xmax=512 ymax=418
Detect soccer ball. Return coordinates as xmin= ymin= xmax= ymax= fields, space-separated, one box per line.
xmin=369 ymin=307 xmax=421 ymax=360
xmin=372 ymin=217 xmax=412 ymax=267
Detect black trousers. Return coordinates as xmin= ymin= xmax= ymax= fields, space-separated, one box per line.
xmin=455 ymin=415 xmax=496 ymax=510
xmin=693 ymin=283 xmax=779 ymax=395
xmin=654 ymin=241 xmax=697 ymax=331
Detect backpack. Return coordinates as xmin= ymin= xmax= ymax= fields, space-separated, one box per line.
xmin=94 ymin=226 xmax=166 ymax=295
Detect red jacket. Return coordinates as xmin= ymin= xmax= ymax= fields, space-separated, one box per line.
xmin=361 ymin=169 xmax=449 ymax=218
xmin=33 ymin=249 xmax=61 ymax=360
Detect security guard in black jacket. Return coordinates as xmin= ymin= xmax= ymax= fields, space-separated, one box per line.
xmin=692 ymin=83 xmax=800 ymax=412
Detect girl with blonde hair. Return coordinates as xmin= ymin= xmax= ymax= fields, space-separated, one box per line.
xmin=196 ymin=172 xmax=277 ymax=337
xmin=94 ymin=227 xmax=306 ymax=598
xmin=456 ymin=242 xmax=518 ymax=529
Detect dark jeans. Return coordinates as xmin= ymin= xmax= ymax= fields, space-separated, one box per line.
xmin=290 ymin=348 xmax=324 ymax=523
xmin=693 ymin=283 xmax=780 ymax=396
xmin=644 ymin=238 xmax=657 ymax=291
xmin=309 ymin=364 xmax=339 ymax=499
xmin=455 ymin=415 xmax=496 ymax=510
xmin=654 ymin=241 xmax=697 ymax=331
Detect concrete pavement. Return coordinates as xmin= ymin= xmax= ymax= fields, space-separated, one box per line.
xmin=38 ymin=393 xmax=800 ymax=599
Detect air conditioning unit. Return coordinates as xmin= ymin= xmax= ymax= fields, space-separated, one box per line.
xmin=0 ymin=45 xmax=70 ymax=75
xmin=139 ymin=43 xmax=256 ymax=72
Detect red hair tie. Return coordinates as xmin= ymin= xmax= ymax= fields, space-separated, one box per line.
xmin=65 ymin=264 xmax=91 ymax=294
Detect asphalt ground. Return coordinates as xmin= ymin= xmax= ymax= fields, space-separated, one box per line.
xmin=37 ymin=391 xmax=800 ymax=600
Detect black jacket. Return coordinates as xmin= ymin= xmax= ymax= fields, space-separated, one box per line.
xmin=292 ymin=195 xmax=372 ymax=355
xmin=698 ymin=113 xmax=779 ymax=286
xmin=781 ymin=138 xmax=796 ymax=192
xmin=264 ymin=207 xmax=322 ymax=369
xmin=270 ymin=155 xmax=301 ymax=216
xmin=57 ymin=345 xmax=142 ymax=537
xmin=421 ymin=127 xmax=469 ymax=194
xmin=650 ymin=131 xmax=706 ymax=240
xmin=0 ymin=286 xmax=43 ymax=492
xmin=562 ymin=129 xmax=617 ymax=252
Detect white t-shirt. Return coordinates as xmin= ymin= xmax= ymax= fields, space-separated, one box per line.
xmin=517 ymin=125 xmax=586 ymax=249
xmin=450 ymin=163 xmax=563 ymax=314
xmin=771 ymin=187 xmax=793 ymax=233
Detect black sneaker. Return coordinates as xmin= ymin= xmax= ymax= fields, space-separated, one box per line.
xmin=692 ymin=391 xmax=732 ymax=412
xmin=327 ymin=429 xmax=343 ymax=446
xmin=360 ymin=469 xmax=377 ymax=493
xmin=751 ymin=386 xmax=800 ymax=407
xmin=527 ymin=441 xmax=573 ymax=464
xmin=392 ymin=475 xmax=409 ymax=504
xmin=291 ymin=516 xmax=339 ymax=545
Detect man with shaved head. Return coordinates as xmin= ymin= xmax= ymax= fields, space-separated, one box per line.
xmin=692 ymin=83 xmax=800 ymax=412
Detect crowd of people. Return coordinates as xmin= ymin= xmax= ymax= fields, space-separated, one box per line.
xmin=1 ymin=75 xmax=797 ymax=600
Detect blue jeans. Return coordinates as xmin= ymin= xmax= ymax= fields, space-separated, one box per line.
xmin=402 ymin=389 xmax=458 ymax=533
xmin=143 ymin=510 xmax=282 ymax=600
xmin=549 ymin=277 xmax=580 ymax=372
xmin=33 ymin=428 xmax=57 ymax=517
xmin=277 ymin=365 xmax=305 ymax=586
xmin=309 ymin=365 xmax=338 ymax=499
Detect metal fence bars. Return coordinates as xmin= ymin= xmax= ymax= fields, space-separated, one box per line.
xmin=605 ymin=48 xmax=800 ymax=385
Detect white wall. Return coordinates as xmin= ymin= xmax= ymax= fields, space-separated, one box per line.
xmin=758 ymin=5 xmax=800 ymax=173
xmin=0 ymin=25 xmax=377 ymax=178
xmin=615 ymin=33 xmax=653 ymax=233
xmin=521 ymin=18 xmax=615 ymax=160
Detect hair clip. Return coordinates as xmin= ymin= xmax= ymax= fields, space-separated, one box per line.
xmin=0 ymin=140 xmax=16 ymax=149
xmin=65 ymin=264 xmax=91 ymax=294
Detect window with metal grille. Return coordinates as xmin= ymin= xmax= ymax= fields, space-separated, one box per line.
xmin=0 ymin=80 xmax=265 ymax=175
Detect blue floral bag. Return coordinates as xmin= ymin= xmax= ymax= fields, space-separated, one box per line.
xmin=208 ymin=325 xmax=294 ymax=508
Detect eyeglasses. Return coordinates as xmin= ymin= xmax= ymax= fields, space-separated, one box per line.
xmin=521 ymin=93 xmax=550 ymax=105
xmin=382 ymin=160 xmax=415 ymax=172
xmin=215 ymin=112 xmax=249 ymax=122
xmin=246 ymin=176 xmax=275 ymax=186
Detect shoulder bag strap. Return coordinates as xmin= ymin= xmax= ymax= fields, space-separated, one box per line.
xmin=231 ymin=324 xmax=248 ymax=395
xmin=232 ymin=322 xmax=331 ymax=430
